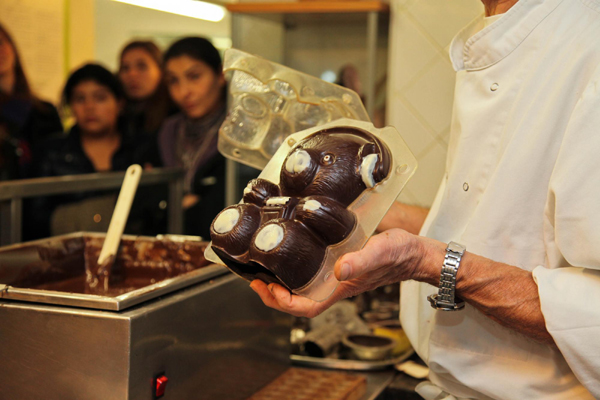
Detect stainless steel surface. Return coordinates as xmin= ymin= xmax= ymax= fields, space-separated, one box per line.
xmin=290 ymin=348 xmax=414 ymax=371
xmin=0 ymin=273 xmax=292 ymax=400
xmin=1 ymin=264 xmax=227 ymax=311
xmin=362 ymin=370 xmax=396 ymax=400
xmin=227 ymin=15 xmax=243 ymax=208
xmin=167 ymin=175 xmax=184 ymax=234
xmin=343 ymin=334 xmax=397 ymax=361
xmin=366 ymin=11 xmax=378 ymax=120
xmin=10 ymin=197 xmax=22 ymax=245
xmin=303 ymin=324 xmax=345 ymax=358
xmin=0 ymin=232 xmax=227 ymax=311
xmin=0 ymin=201 xmax=9 ymax=247
xmin=0 ymin=168 xmax=183 ymax=199
xmin=226 ymin=158 xmax=239 ymax=206
xmin=0 ymin=168 xmax=185 ymax=245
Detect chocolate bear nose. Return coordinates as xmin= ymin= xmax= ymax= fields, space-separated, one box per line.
xmin=285 ymin=150 xmax=312 ymax=174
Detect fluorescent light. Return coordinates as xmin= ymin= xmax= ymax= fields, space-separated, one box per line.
xmin=112 ymin=0 xmax=226 ymax=22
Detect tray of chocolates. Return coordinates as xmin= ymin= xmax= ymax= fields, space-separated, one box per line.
xmin=205 ymin=119 xmax=417 ymax=301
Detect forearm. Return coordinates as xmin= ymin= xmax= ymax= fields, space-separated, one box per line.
xmin=377 ymin=202 xmax=429 ymax=235
xmin=419 ymin=239 xmax=555 ymax=345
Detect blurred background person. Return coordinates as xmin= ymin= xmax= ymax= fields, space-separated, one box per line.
xmin=0 ymin=22 xmax=62 ymax=180
xmin=118 ymin=40 xmax=174 ymax=140
xmin=159 ymin=37 xmax=227 ymax=238
xmin=32 ymin=63 xmax=162 ymax=238
xmin=335 ymin=63 xmax=386 ymax=128
xmin=336 ymin=64 xmax=364 ymax=102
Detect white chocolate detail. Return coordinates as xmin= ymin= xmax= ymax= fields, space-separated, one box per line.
xmin=254 ymin=224 xmax=284 ymax=252
xmin=303 ymin=200 xmax=322 ymax=211
xmin=243 ymin=182 xmax=253 ymax=195
xmin=213 ymin=208 xmax=240 ymax=233
xmin=285 ymin=150 xmax=311 ymax=174
xmin=266 ymin=197 xmax=291 ymax=206
xmin=360 ymin=153 xmax=379 ymax=188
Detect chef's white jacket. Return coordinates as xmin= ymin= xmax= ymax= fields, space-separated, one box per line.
xmin=400 ymin=0 xmax=600 ymax=398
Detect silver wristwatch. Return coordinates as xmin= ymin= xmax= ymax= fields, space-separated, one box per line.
xmin=427 ymin=241 xmax=466 ymax=311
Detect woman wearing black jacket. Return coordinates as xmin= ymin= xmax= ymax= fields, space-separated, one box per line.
xmin=0 ymin=22 xmax=62 ymax=180
xmin=158 ymin=37 xmax=227 ymax=238
xmin=32 ymin=64 xmax=162 ymax=239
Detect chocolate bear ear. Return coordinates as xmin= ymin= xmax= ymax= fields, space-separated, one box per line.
xmin=280 ymin=148 xmax=318 ymax=196
xmin=358 ymin=138 xmax=391 ymax=188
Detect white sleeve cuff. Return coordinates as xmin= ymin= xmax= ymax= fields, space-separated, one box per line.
xmin=533 ymin=266 xmax=600 ymax=396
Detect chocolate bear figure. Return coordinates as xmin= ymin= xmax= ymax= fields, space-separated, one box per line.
xmin=210 ymin=127 xmax=391 ymax=291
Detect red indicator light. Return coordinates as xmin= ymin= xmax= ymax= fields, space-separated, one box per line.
xmin=155 ymin=375 xmax=168 ymax=398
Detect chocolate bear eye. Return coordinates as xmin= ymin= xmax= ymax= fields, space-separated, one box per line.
xmin=322 ymin=154 xmax=335 ymax=165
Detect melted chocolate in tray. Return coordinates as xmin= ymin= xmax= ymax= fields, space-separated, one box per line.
xmin=0 ymin=236 xmax=210 ymax=297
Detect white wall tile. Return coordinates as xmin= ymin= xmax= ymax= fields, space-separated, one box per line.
xmin=388 ymin=0 xmax=481 ymax=207
xmin=402 ymin=57 xmax=456 ymax=135
xmin=407 ymin=0 xmax=483 ymax=49
xmin=388 ymin=14 xmax=439 ymax=89
xmin=404 ymin=140 xmax=447 ymax=207
xmin=391 ymin=99 xmax=437 ymax=157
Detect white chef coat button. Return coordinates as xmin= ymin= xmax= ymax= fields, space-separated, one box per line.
xmin=490 ymin=83 xmax=499 ymax=91
xmin=463 ymin=182 xmax=469 ymax=191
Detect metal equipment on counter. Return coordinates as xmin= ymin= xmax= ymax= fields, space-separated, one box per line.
xmin=0 ymin=168 xmax=185 ymax=246
xmin=0 ymin=233 xmax=291 ymax=400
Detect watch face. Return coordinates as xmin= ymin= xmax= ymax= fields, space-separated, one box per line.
xmin=447 ymin=241 xmax=466 ymax=254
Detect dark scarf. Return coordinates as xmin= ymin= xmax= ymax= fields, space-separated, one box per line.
xmin=174 ymin=103 xmax=227 ymax=192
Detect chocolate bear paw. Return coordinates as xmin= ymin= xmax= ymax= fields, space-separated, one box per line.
xmin=295 ymin=196 xmax=356 ymax=245
xmin=242 ymin=178 xmax=281 ymax=206
xmin=249 ymin=220 xmax=325 ymax=290
xmin=210 ymin=203 xmax=261 ymax=258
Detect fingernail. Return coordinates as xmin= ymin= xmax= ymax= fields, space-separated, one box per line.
xmin=340 ymin=263 xmax=351 ymax=281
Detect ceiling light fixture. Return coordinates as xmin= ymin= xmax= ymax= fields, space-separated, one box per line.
xmin=112 ymin=0 xmax=226 ymax=22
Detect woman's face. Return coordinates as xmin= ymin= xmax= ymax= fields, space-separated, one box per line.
xmin=165 ymin=55 xmax=225 ymax=119
xmin=0 ymin=32 xmax=16 ymax=78
xmin=70 ymin=81 xmax=121 ymax=136
xmin=119 ymin=48 xmax=162 ymax=101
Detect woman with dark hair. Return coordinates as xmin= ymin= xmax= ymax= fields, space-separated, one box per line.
xmin=159 ymin=36 xmax=227 ymax=238
xmin=118 ymin=40 xmax=174 ymax=139
xmin=33 ymin=63 xmax=162 ymax=238
xmin=0 ymin=22 xmax=62 ymax=180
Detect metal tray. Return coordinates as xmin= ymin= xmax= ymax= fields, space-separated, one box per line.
xmin=290 ymin=348 xmax=414 ymax=371
xmin=0 ymin=232 xmax=228 ymax=311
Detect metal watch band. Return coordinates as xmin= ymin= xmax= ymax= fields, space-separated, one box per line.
xmin=427 ymin=241 xmax=466 ymax=311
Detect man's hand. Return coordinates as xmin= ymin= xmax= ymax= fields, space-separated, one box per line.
xmin=250 ymin=229 xmax=441 ymax=318
xmin=250 ymin=227 xmax=554 ymax=344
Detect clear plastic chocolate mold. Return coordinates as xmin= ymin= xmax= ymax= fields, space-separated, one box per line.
xmin=205 ymin=119 xmax=417 ymax=302
xmin=219 ymin=49 xmax=370 ymax=170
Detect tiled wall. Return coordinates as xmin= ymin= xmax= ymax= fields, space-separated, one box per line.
xmin=388 ymin=0 xmax=483 ymax=207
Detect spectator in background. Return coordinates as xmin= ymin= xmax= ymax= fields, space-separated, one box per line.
xmin=159 ymin=37 xmax=227 ymax=239
xmin=336 ymin=64 xmax=363 ymax=102
xmin=118 ymin=40 xmax=174 ymax=139
xmin=0 ymin=22 xmax=62 ymax=180
xmin=33 ymin=64 xmax=162 ymax=238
